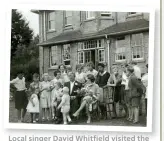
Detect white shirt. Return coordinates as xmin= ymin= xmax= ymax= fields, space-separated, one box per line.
xmin=10 ymin=77 xmax=26 ymax=91
xmin=121 ymin=72 xmax=129 ymax=90
xmin=133 ymin=65 xmax=141 ymax=79
xmin=141 ymin=73 xmax=148 ymax=98
xmin=70 ymin=81 xmax=75 ymax=94
xmin=75 ymin=72 xmax=86 ymax=84
xmin=86 ymin=69 xmax=98 ymax=78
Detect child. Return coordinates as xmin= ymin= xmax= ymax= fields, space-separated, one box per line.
xmin=40 ymin=73 xmax=51 ymax=121
xmin=28 ymin=73 xmax=40 ymax=122
xmin=26 ymin=89 xmax=40 ymax=123
xmin=57 ymin=87 xmax=71 ymax=125
xmin=51 ymin=82 xmax=63 ymax=120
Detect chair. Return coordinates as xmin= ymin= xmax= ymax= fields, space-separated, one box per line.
xmin=102 ymin=86 xmax=117 ymax=119
xmin=90 ymin=100 xmax=101 ymax=121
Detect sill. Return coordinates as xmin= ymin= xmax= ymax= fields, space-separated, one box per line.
xmin=132 ymin=58 xmax=145 ymax=62
xmin=100 ymin=17 xmax=114 ymax=20
xmin=126 ymin=13 xmax=143 ymax=18
xmin=47 ymin=29 xmax=56 ymax=33
xmin=115 ymin=60 xmax=126 ymax=63
xmin=64 ymin=25 xmax=73 ymax=30
xmin=84 ymin=18 xmax=96 ymax=22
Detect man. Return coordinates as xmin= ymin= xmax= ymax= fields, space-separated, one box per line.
xmin=131 ymin=61 xmax=141 ymax=80
xmin=64 ymin=72 xmax=82 ymax=118
xmin=95 ymin=63 xmax=110 ymax=118
xmin=126 ymin=66 xmax=146 ymax=123
xmin=131 ymin=61 xmax=142 ymax=115
xmin=10 ymin=71 xmax=28 ymax=123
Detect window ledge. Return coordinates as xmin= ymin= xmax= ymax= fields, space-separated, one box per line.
xmin=132 ymin=58 xmax=145 ymax=62
xmin=100 ymin=17 xmax=114 ymax=20
xmin=115 ymin=60 xmax=126 ymax=63
xmin=126 ymin=13 xmax=143 ymax=18
xmin=83 ymin=18 xmax=96 ymax=22
xmin=47 ymin=29 xmax=56 ymax=33
xmin=64 ymin=25 xmax=73 ymax=30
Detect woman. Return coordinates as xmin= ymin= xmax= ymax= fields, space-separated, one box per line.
xmin=40 ymin=73 xmax=51 ymax=121
xmin=59 ymin=64 xmax=69 ymax=83
xmin=73 ymin=74 xmax=100 ymax=124
xmin=75 ymin=64 xmax=86 ymax=85
xmin=85 ymin=62 xmax=98 ymax=79
xmin=28 ymin=73 xmax=41 ymax=122
xmin=105 ymin=64 xmax=122 ymax=118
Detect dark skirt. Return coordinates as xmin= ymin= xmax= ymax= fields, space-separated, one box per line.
xmin=15 ymin=90 xmax=28 ymax=110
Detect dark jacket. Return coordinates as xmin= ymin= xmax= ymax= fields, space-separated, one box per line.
xmin=128 ymin=73 xmax=146 ymax=98
xmin=64 ymin=81 xmax=82 ymax=96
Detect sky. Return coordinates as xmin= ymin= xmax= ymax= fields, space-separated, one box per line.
xmin=17 ymin=9 xmax=39 ymax=36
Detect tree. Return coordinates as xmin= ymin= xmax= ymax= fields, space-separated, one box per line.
xmin=11 ymin=9 xmax=33 ymax=60
xmin=11 ymin=35 xmax=39 ymax=82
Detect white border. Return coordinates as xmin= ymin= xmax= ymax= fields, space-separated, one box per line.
xmin=3 ymin=4 xmax=155 ymax=132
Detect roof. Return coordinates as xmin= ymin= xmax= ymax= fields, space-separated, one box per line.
xmin=38 ymin=19 xmax=149 ymax=46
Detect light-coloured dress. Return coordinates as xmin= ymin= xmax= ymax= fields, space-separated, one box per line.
xmin=75 ymin=72 xmax=86 ymax=84
xmin=59 ymin=94 xmax=70 ymax=113
xmin=40 ymin=81 xmax=51 ymax=108
xmin=26 ymin=94 xmax=39 ymax=113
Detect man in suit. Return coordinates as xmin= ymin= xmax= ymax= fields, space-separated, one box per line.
xmin=64 ymin=72 xmax=82 ymax=118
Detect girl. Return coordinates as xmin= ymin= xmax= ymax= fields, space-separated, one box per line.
xmin=26 ymin=89 xmax=40 ymax=123
xmin=59 ymin=64 xmax=69 ymax=83
xmin=51 ymin=82 xmax=63 ymax=120
xmin=57 ymin=87 xmax=71 ymax=125
xmin=28 ymin=73 xmax=40 ymax=122
xmin=40 ymin=73 xmax=51 ymax=121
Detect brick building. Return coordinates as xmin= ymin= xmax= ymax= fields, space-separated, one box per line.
xmin=31 ymin=10 xmax=149 ymax=76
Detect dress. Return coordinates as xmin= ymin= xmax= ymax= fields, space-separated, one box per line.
xmin=40 ymin=81 xmax=51 ymax=108
xmin=26 ymin=94 xmax=39 ymax=113
xmin=28 ymin=82 xmax=40 ymax=99
xmin=59 ymin=94 xmax=70 ymax=113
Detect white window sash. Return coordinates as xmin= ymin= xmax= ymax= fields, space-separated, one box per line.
xmin=48 ymin=12 xmax=55 ymax=30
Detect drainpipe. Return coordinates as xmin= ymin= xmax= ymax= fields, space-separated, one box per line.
xmin=105 ymin=34 xmax=111 ymax=72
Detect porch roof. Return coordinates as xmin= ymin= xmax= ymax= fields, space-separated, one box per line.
xmin=38 ymin=19 xmax=149 ymax=46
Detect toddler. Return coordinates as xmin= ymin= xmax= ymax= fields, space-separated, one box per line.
xmin=57 ymin=87 xmax=71 ymax=124
xmin=26 ymin=89 xmax=40 ymax=123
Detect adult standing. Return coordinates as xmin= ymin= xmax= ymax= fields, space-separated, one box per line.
xmin=10 ymin=71 xmax=28 ymax=123
xmin=126 ymin=66 xmax=146 ymax=123
xmin=64 ymin=72 xmax=82 ymax=117
xmin=141 ymin=64 xmax=148 ymax=116
xmin=59 ymin=64 xmax=69 ymax=83
xmin=95 ymin=63 xmax=110 ymax=118
xmin=75 ymin=64 xmax=86 ymax=85
xmin=85 ymin=62 xmax=98 ymax=79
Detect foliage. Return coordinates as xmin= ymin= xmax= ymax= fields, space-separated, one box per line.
xmin=11 ymin=9 xmax=33 ymax=60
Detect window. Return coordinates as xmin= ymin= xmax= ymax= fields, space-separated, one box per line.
xmin=115 ymin=37 xmax=126 ymax=62
xmin=50 ymin=46 xmax=58 ymax=66
xmin=65 ymin=11 xmax=72 ymax=26
xmin=98 ymin=49 xmax=105 ymax=62
xmin=63 ymin=44 xmax=71 ymax=65
xmin=86 ymin=11 xmax=95 ymax=19
xmin=101 ymin=11 xmax=112 ymax=17
xmin=78 ymin=52 xmax=84 ymax=64
xmin=48 ymin=12 xmax=55 ymax=30
xmin=77 ymin=40 xmax=105 ymax=64
xmin=131 ymin=33 xmax=144 ymax=60
xmin=128 ymin=12 xmax=137 ymax=15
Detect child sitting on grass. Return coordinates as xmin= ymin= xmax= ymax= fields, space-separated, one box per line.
xmin=26 ymin=89 xmax=40 ymax=123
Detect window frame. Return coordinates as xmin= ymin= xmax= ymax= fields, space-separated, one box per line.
xmin=64 ymin=11 xmax=72 ymax=26
xmin=115 ymin=37 xmax=126 ymax=62
xmin=98 ymin=49 xmax=105 ymax=63
xmin=47 ymin=11 xmax=55 ymax=31
xmin=50 ymin=46 xmax=58 ymax=67
xmin=101 ymin=11 xmax=112 ymax=17
xmin=86 ymin=11 xmax=95 ymax=20
xmin=131 ymin=33 xmax=144 ymax=61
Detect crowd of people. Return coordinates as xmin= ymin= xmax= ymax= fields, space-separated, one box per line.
xmin=10 ymin=61 xmax=148 ymax=125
